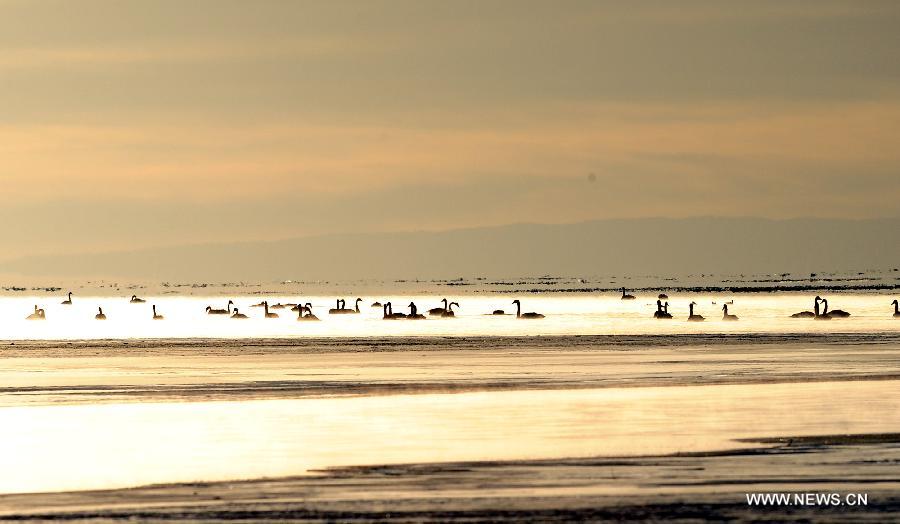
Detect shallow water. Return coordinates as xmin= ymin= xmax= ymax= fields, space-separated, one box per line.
xmin=1 ymin=293 xmax=898 ymax=340
xmin=1 ymin=380 xmax=897 ymax=495
xmin=2 ymin=288 xmax=897 ymax=499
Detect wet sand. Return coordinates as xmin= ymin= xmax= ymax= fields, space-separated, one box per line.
xmin=1 ymin=435 xmax=898 ymax=521
xmin=2 ymin=334 xmax=899 ymax=521
xmin=3 ymin=334 xmax=900 ymax=406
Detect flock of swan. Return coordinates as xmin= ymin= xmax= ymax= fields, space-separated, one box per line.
xmin=18 ymin=290 xmax=900 ymax=322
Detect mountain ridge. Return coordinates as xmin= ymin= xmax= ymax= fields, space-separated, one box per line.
xmin=3 ymin=217 xmax=898 ymax=281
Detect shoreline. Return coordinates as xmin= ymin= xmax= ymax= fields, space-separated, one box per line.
xmin=4 ymin=331 xmax=900 ymax=356
xmin=2 ymin=433 xmax=898 ymax=521
xmin=4 ymin=334 xmax=899 ymax=406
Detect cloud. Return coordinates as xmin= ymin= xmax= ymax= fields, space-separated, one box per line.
xmin=0 ymin=0 xmax=898 ymax=258
xmin=1 ymin=100 xmax=898 ymax=203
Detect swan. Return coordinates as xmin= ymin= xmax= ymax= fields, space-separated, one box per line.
xmin=441 ymin=302 xmax=459 ymax=318
xmin=722 ymin=304 xmax=739 ymax=321
xmin=264 ymin=301 xmax=279 ymax=319
xmin=231 ymin=308 xmax=248 ymax=319
xmin=662 ymin=301 xmax=672 ymax=318
xmin=813 ymin=297 xmax=832 ymax=320
xmin=893 ymin=299 xmax=900 ymax=318
xmin=331 ymin=298 xmax=360 ymax=314
xmin=61 ymin=292 xmax=73 ymax=305
xmin=130 ymin=295 xmax=146 ymax=303
xmin=653 ymin=299 xmax=672 ymax=319
xmin=621 ymin=287 xmax=636 ymax=300
xmin=428 ymin=299 xmax=449 ymax=316
xmin=301 ymin=302 xmax=320 ymax=321
xmin=152 ymin=305 xmax=164 ymax=320
xmin=513 ymin=299 xmax=544 ymax=319
xmin=388 ymin=302 xmax=406 ymax=319
xmin=95 ymin=307 xmax=107 ymax=320
xmin=206 ymin=300 xmax=234 ymax=315
xmin=26 ymin=305 xmax=45 ymax=320
xmin=382 ymin=302 xmax=406 ymax=319
xmin=328 ymin=299 xmax=344 ymax=314
xmin=688 ymin=301 xmax=705 ymax=321
xmin=296 ymin=303 xmax=320 ymax=321
xmin=821 ymin=298 xmax=850 ymax=318
xmin=492 ymin=309 xmax=505 ymax=315
xmin=791 ymin=296 xmax=821 ymax=318
xmin=407 ymin=302 xmax=426 ymax=320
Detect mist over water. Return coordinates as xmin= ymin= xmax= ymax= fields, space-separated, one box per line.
xmin=1 ymin=293 xmax=897 ymax=341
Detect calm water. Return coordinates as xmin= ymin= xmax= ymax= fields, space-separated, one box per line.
xmin=1 ymin=380 xmax=898 ymax=495
xmin=2 ymin=290 xmax=898 ymax=497
xmin=0 ymin=293 xmax=897 ymax=340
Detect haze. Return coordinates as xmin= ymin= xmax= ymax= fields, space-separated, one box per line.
xmin=2 ymin=0 xmax=899 ymax=266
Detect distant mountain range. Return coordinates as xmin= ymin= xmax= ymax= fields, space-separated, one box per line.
xmin=2 ymin=218 xmax=898 ymax=281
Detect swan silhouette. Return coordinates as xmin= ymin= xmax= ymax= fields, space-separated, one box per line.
xmin=653 ymin=299 xmax=672 ymax=319
xmin=821 ymin=298 xmax=850 ymax=318
xmin=130 ymin=295 xmax=146 ymax=303
xmin=61 ymin=292 xmax=73 ymax=305
xmin=296 ymin=303 xmax=319 ymax=321
xmin=722 ymin=303 xmax=738 ymax=321
xmin=428 ymin=299 xmax=449 ymax=316
xmin=95 ymin=307 xmax=107 ymax=320
xmin=264 ymin=301 xmax=279 ymax=318
xmin=441 ymin=302 xmax=459 ymax=318
xmin=330 ymin=298 xmax=360 ymax=314
xmin=688 ymin=302 xmax=705 ymax=322
xmin=328 ymin=298 xmax=353 ymax=315
xmin=621 ymin=287 xmax=636 ymax=300
xmin=328 ymin=299 xmax=344 ymax=314
xmin=26 ymin=305 xmax=46 ymax=320
xmin=152 ymin=305 xmax=164 ymax=320
xmin=407 ymin=302 xmax=426 ymax=320
xmin=231 ymin=308 xmax=248 ymax=319
xmin=382 ymin=302 xmax=406 ymax=319
xmin=299 ymin=302 xmax=320 ymax=321
xmin=791 ymin=296 xmax=820 ymax=318
xmin=893 ymin=299 xmax=900 ymax=318
xmin=513 ymin=300 xmax=544 ymax=319
xmin=206 ymin=300 xmax=234 ymax=315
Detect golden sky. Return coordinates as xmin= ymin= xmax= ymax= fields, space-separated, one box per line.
xmin=2 ymin=0 xmax=899 ymax=258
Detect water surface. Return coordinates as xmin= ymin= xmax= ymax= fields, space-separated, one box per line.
xmin=1 ymin=293 xmax=897 ymax=340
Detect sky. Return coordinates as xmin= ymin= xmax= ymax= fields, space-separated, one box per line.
xmin=2 ymin=0 xmax=900 ymax=260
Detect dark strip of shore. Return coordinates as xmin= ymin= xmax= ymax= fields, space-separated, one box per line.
xmin=5 ymin=332 xmax=900 ymax=354
xmin=1 ymin=434 xmax=898 ymax=522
